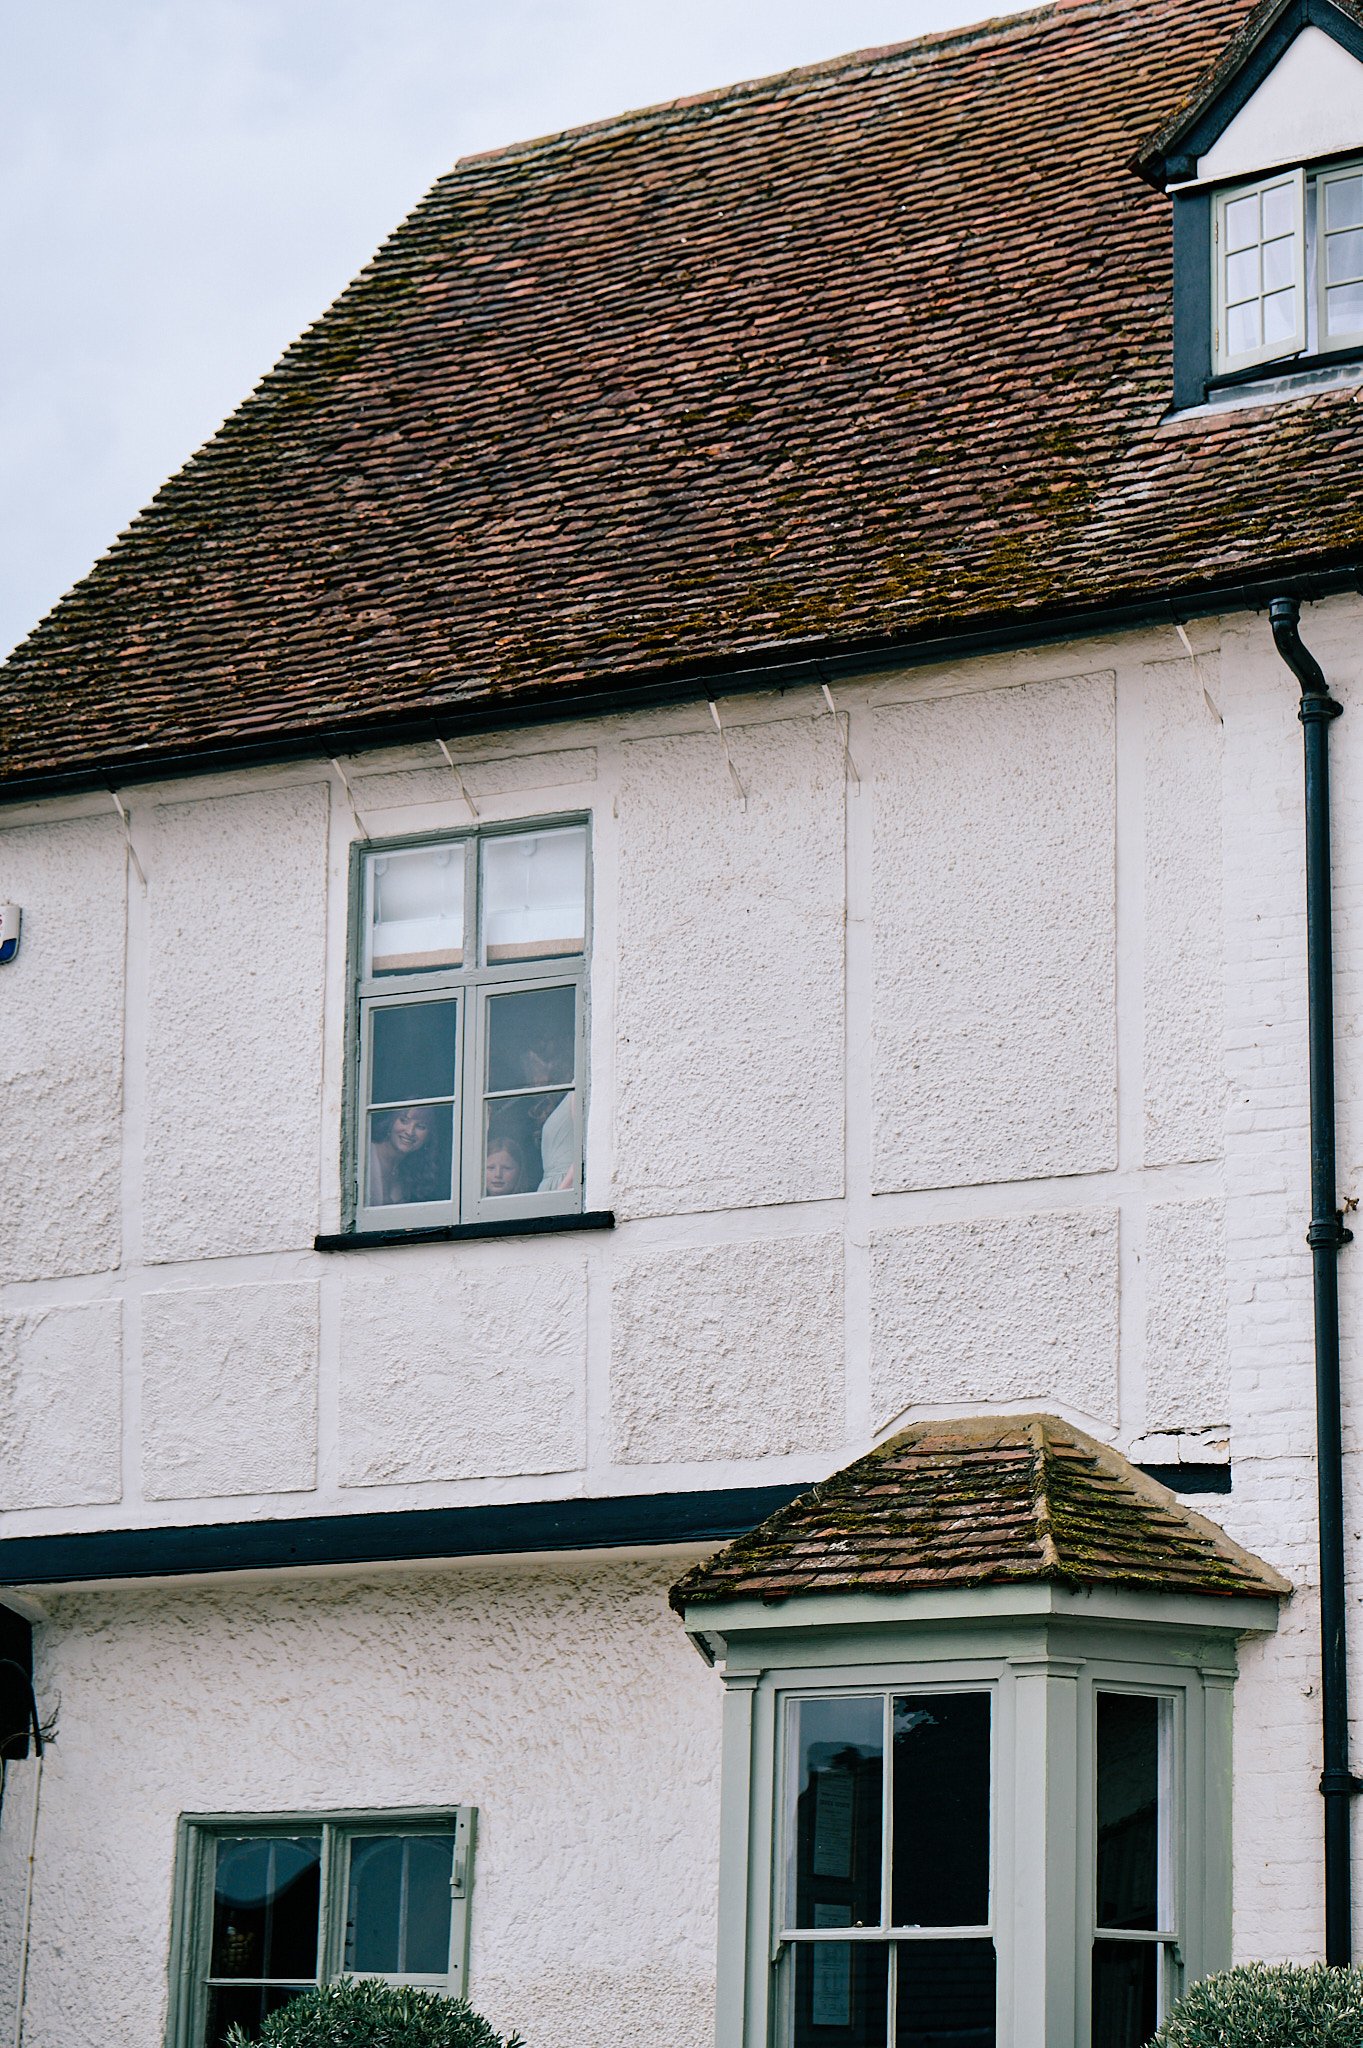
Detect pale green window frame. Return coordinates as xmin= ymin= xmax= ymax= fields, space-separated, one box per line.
xmin=345 ymin=816 xmax=591 ymax=1234
xmin=1316 ymin=161 xmax=1363 ymax=353
xmin=1213 ymin=167 xmax=1307 ymax=374
xmin=682 ymin=1583 xmax=1274 ymax=2048
xmin=165 ymin=1807 xmax=476 ymax=2048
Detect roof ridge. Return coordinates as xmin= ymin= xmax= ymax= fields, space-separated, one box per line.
xmin=451 ymin=0 xmax=1062 ymax=176
xmin=1025 ymin=1416 xmax=1066 ymax=1577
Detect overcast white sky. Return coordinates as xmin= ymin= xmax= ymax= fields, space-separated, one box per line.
xmin=0 ymin=0 xmax=1036 ymax=657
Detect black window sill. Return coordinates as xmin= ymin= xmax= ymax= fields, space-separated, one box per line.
xmin=315 ymin=1210 xmax=615 ymax=1252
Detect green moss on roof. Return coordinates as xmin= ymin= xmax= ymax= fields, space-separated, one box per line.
xmin=669 ymin=1414 xmax=1289 ymax=1612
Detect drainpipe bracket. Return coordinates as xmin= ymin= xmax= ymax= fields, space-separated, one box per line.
xmin=1307 ymin=1215 xmax=1354 ymax=1250
xmin=1319 ymin=1768 xmax=1363 ymax=1797
xmin=1299 ymin=692 xmax=1344 ymax=724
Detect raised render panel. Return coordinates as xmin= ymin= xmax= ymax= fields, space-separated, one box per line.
xmin=354 ymin=747 xmax=597 ymax=809
xmin=870 ymin=1207 xmax=1120 ymax=1430
xmin=1145 ymin=658 xmax=1224 ymax=1167
xmin=142 ymin=782 xmax=330 ymax=1261
xmin=610 ymin=1231 xmax=843 ymax=1463
xmin=338 ymin=1259 xmax=587 ymax=1485
xmin=1144 ymin=1199 xmax=1229 ymax=1435
xmin=141 ymin=1282 xmax=320 ymax=1501
xmin=873 ymin=674 xmax=1117 ymax=1191
xmin=614 ymin=715 xmax=845 ymax=1217
xmin=0 ymin=1302 xmax=121 ymax=1510
xmin=0 ymin=815 xmax=126 ymax=1281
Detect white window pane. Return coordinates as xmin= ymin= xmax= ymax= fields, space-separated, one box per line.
xmin=1327 ymin=282 xmax=1363 ymax=336
xmin=1325 ymin=174 xmax=1363 ymax=233
xmin=368 ymin=844 xmax=464 ymax=975
xmin=1262 ymin=235 xmax=1295 ymax=293
xmin=1261 ymin=181 xmax=1297 ymax=240
xmin=481 ymin=826 xmax=587 ymax=964
xmin=1224 ymin=191 xmax=1260 ymax=251
xmin=1326 ymin=228 xmax=1363 ymax=286
xmin=345 ymin=1835 xmax=454 ymax=1976
xmin=367 ymin=1103 xmax=454 ymax=1206
xmin=1227 ymin=299 xmax=1262 ymax=355
xmin=1225 ymin=246 xmax=1260 ymax=301
xmin=1262 ymin=288 xmax=1298 ymax=344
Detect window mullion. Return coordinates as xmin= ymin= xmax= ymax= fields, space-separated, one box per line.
xmin=881 ymin=1690 xmax=893 ymax=1936
xmin=318 ymin=1823 xmax=340 ymax=1986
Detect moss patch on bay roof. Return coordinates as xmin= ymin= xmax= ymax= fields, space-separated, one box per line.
xmin=669 ymin=1414 xmax=1288 ymax=1612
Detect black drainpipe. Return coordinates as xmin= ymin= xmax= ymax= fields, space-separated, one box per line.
xmin=1270 ymin=595 xmax=1357 ymax=1966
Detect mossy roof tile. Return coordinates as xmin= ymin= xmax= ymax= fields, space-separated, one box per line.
xmin=669 ymin=1415 xmax=1288 ymax=1611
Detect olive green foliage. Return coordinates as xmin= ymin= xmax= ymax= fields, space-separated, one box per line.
xmin=1152 ymin=1962 xmax=1363 ymax=2046
xmin=223 ymin=1978 xmax=524 ymax=2048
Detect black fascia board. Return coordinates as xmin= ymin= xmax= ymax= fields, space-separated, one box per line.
xmin=0 ymin=1486 xmax=808 ymax=1590
xmin=1152 ymin=0 xmax=1363 ymax=187
xmin=2 ymin=560 xmax=1362 ymax=811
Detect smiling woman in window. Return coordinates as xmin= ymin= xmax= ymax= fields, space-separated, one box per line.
xmin=367 ymin=1104 xmax=441 ymax=1208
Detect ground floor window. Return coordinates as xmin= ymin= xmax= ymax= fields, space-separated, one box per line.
xmin=167 ymin=1809 xmax=474 ymax=2048
xmin=1092 ymin=1692 xmax=1177 ymax=2048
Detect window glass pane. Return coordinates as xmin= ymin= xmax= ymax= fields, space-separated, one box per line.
xmin=895 ymin=1939 xmax=996 ymax=2047
xmin=486 ymin=986 xmax=576 ymax=1093
xmin=1223 ymin=191 xmax=1260 ymax=251
xmin=367 ymin=1103 xmax=454 ymax=1207
xmin=790 ymin=1940 xmax=888 ymax=2048
xmin=345 ymin=1834 xmax=454 ymax=1976
xmin=891 ymin=1694 xmax=990 ymax=1930
xmin=1261 ymin=180 xmax=1297 ymax=240
xmin=1091 ymin=1939 xmax=1158 ymax=2048
xmin=481 ymin=827 xmax=587 ymax=964
xmin=371 ymin=1002 xmax=458 ymax=1105
xmin=1225 ymin=246 xmax=1259 ymax=301
xmin=790 ymin=1696 xmax=883 ymax=1931
xmin=484 ymin=987 xmax=581 ymax=1193
xmin=1326 ymin=229 xmax=1363 ymax=286
xmin=207 ymin=1985 xmax=311 ymax=2048
xmin=210 ymin=1835 xmax=322 ymax=1980
xmin=1262 ymin=287 xmax=1298 ymax=344
xmin=1261 ymin=235 xmax=1295 ymax=293
xmin=1096 ymin=1694 xmax=1160 ymax=1930
xmin=1327 ymin=282 xmax=1363 ymax=336
xmin=1227 ymin=299 xmax=1261 ymax=356
xmin=1325 ymin=173 xmax=1363 ymax=233
xmin=367 ymin=845 xmax=464 ymax=975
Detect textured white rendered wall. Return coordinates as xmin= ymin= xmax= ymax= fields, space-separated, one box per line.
xmin=0 ymin=627 xmax=1248 ymax=1537
xmin=0 ymin=1558 xmax=721 ymax=2048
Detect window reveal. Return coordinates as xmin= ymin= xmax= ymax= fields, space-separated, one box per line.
xmin=781 ymin=1692 xmax=995 ymax=2048
xmin=355 ymin=821 xmax=588 ymax=1229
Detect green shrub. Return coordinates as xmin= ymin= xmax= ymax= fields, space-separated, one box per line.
xmin=1152 ymin=1961 xmax=1363 ymax=2046
xmin=223 ymin=1977 xmax=524 ymax=2048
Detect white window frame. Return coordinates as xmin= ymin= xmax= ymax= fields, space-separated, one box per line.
xmin=347 ymin=816 xmax=591 ymax=1233
xmin=1213 ymin=166 xmax=1307 ymax=374
xmin=166 ymin=1807 xmax=475 ymax=2048
xmin=693 ymin=1592 xmax=1255 ymax=2048
xmin=1315 ymin=160 xmax=1363 ymax=353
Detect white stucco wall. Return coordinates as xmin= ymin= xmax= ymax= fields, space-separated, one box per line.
xmin=0 ymin=1556 xmax=721 ymax=2048
xmin=5 ymin=594 xmax=1363 ymax=1981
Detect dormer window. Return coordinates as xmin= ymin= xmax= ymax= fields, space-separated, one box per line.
xmin=1139 ymin=1 xmax=1363 ymax=408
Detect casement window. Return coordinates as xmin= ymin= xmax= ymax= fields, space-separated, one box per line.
xmin=167 ymin=1809 xmax=475 ymax=2048
xmin=351 ymin=819 xmax=589 ymax=1231
xmin=1211 ymin=161 xmax=1363 ymax=376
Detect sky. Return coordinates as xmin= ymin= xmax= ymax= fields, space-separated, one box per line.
xmin=0 ymin=0 xmax=1037 ymax=658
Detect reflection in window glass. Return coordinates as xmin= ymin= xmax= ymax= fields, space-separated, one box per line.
xmin=367 ymin=845 xmax=464 ymax=976
xmin=1096 ymin=1695 xmax=1159 ymax=1930
xmin=371 ymin=1003 xmax=459 ymax=1105
xmin=791 ymin=1696 xmax=883 ymax=1931
xmin=891 ymin=1694 xmax=990 ymax=1930
xmin=1323 ymin=170 xmax=1363 ymax=342
xmin=481 ymin=828 xmax=587 ymax=964
xmin=791 ymin=1939 xmax=888 ymax=2048
xmin=211 ymin=1836 xmax=322 ymax=1982
xmin=345 ymin=1835 xmax=454 ymax=1977
xmin=896 ymin=1939 xmax=996 ymax=2048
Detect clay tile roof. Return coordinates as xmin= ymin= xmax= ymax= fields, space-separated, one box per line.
xmin=669 ymin=1414 xmax=1289 ymax=1611
xmin=3 ymin=0 xmax=1361 ymax=795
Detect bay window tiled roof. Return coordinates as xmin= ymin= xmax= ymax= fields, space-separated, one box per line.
xmin=2 ymin=0 xmax=1361 ymax=792
xmin=669 ymin=1415 xmax=1289 ymax=1610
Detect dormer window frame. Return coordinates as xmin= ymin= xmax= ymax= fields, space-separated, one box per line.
xmin=1211 ymin=166 xmax=1307 ymax=375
